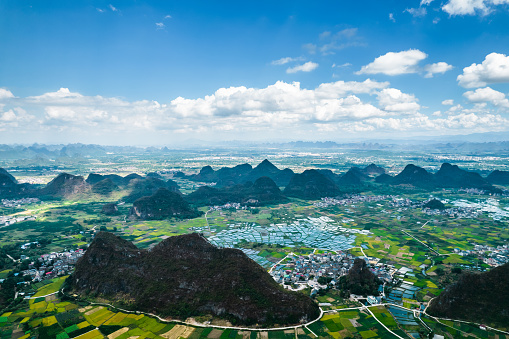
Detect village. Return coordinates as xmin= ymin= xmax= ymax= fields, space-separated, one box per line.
xmin=1 ymin=198 xmax=40 ymax=208
xmin=270 ymin=251 xmax=394 ymax=293
xmin=313 ymin=195 xmax=394 ymax=208
xmin=18 ymin=249 xmax=85 ymax=284
xmin=0 ymin=215 xmax=37 ymax=227
xmin=453 ymin=243 xmax=509 ymax=267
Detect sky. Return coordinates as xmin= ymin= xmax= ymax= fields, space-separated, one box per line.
xmin=1 ymin=0 xmax=509 ymax=145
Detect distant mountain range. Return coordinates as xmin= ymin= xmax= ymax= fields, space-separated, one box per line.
xmin=1 ymin=159 xmax=508 ymax=220
xmin=179 ymin=159 xmax=294 ymax=186
xmin=187 ymin=176 xmax=287 ymax=206
xmin=3 ymin=135 xmax=509 ymax=160
xmin=69 ymin=232 xmax=319 ymax=325
xmin=130 ymin=188 xmax=201 ymax=220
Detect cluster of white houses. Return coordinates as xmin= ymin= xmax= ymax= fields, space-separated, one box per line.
xmin=0 ymin=215 xmax=36 ymax=226
xmin=21 ymin=249 xmax=85 ymax=282
xmin=270 ymin=252 xmax=394 ymax=288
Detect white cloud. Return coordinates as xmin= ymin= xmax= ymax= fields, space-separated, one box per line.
xmin=357 ymin=49 xmax=428 ymax=76
xmin=0 ymin=89 xmax=14 ymax=100
xmin=27 ymin=88 xmax=83 ymax=102
xmin=464 ymin=87 xmax=509 ymax=108
xmin=442 ymin=99 xmax=454 ymax=105
xmin=315 ymin=79 xmax=389 ymax=98
xmin=271 ymin=57 xmax=305 ymax=66
xmin=3 ymin=80 xmax=509 ymax=142
xmin=302 ymin=43 xmax=317 ymax=54
xmin=405 ymin=7 xmax=427 ymax=17
xmin=441 ymin=0 xmax=509 ymax=16
xmin=377 ymin=88 xmax=421 ymax=113
xmin=156 ymin=22 xmax=165 ymax=29
xmin=332 ymin=28 xmax=358 ymax=39
xmin=332 ymin=63 xmax=352 ymax=68
xmin=421 ymin=0 xmax=435 ymax=5
xmin=45 ymin=106 xmax=77 ymax=121
xmin=286 ymin=61 xmax=319 ymax=74
xmin=389 ymin=13 xmax=396 ymax=22
xmin=424 ymin=62 xmax=453 ymax=77
xmin=346 ymin=112 xmax=509 ymax=133
xmin=458 ymin=53 xmax=509 ymax=88
xmin=164 ymin=15 xmax=172 ymax=19
xmin=318 ymin=28 xmax=363 ymax=55
xmin=26 ymin=88 xmax=86 ymax=104
xmin=109 ymin=4 xmax=118 ymax=12
xmin=96 ymin=8 xmax=105 ymax=13
xmin=442 ymin=0 xmax=489 ymax=15
xmin=0 ymin=108 xmax=34 ymax=126
xmin=319 ymin=31 xmax=331 ymax=40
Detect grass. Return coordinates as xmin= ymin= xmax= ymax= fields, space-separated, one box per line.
xmin=32 ymin=276 xmax=68 ymax=297
xmin=443 ymin=254 xmax=470 ymax=265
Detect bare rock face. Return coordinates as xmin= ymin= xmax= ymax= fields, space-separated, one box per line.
xmin=101 ymin=203 xmax=118 ymax=215
xmin=70 ymin=232 xmax=320 ymax=326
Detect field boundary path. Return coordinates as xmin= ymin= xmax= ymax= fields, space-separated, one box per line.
xmin=60 ymin=287 xmax=509 ymax=336
xmin=423 ymin=298 xmax=509 ymax=336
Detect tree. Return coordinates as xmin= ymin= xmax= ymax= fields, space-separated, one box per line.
xmin=452 ymin=267 xmax=462 ymax=274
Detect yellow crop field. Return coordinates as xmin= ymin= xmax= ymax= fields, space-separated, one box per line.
xmin=42 ymin=316 xmax=58 ymax=327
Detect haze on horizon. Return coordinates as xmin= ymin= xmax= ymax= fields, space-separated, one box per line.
xmin=1 ymin=0 xmax=509 ymax=146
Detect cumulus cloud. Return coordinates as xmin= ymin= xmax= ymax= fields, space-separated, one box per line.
xmin=1 ymin=80 xmax=508 ymax=142
xmin=424 ymin=62 xmax=453 ymax=77
xmin=27 ymin=88 xmax=83 ymax=103
xmin=346 ymin=112 xmax=509 ymax=133
xmin=463 ymin=87 xmax=509 ymax=108
xmin=0 ymin=89 xmax=14 ymax=100
xmin=0 ymin=107 xmax=35 ymax=127
xmin=457 ymin=53 xmax=509 ymax=88
xmin=377 ymin=88 xmax=420 ymax=113
xmin=442 ymin=0 xmax=490 ymax=15
xmin=286 ymin=62 xmax=319 ymax=74
xmin=155 ymin=22 xmax=165 ymax=29
xmin=389 ymin=13 xmax=396 ymax=22
xmin=357 ymin=49 xmax=428 ymax=76
xmin=421 ymin=0 xmax=435 ymax=5
xmin=442 ymin=99 xmax=454 ymax=105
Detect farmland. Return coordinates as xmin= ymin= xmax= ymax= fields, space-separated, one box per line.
xmin=1 ymin=149 xmax=509 ymax=338
xmin=0 ymin=279 xmax=505 ymax=339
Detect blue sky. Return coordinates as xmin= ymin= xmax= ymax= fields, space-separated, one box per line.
xmin=1 ymin=0 xmax=509 ymax=145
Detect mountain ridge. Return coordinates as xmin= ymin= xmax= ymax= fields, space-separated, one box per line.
xmin=69 ymin=232 xmax=320 ymax=326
